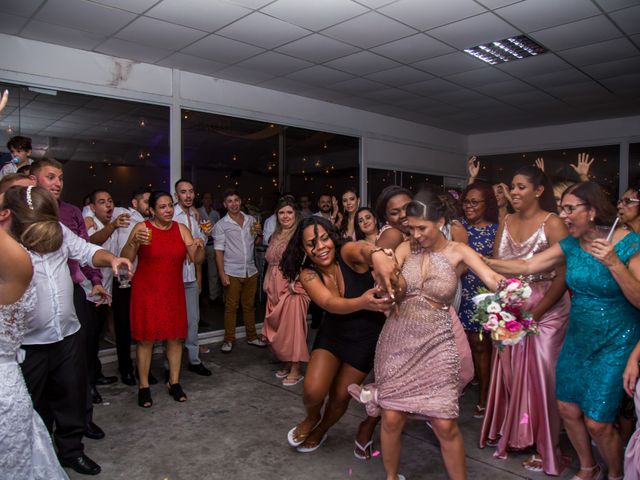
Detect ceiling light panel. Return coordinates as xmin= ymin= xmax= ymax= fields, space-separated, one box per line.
xmin=463 ymin=35 xmax=547 ymax=65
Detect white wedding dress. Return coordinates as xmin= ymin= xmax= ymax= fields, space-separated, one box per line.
xmin=0 ymin=279 xmax=68 ymax=479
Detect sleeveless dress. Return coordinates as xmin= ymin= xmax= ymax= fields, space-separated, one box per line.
xmin=556 ymin=232 xmax=640 ymax=422
xmin=0 ymin=279 xmax=68 ymax=479
xmin=130 ymin=220 xmax=188 ymax=341
xmin=459 ymin=219 xmax=498 ymax=332
xmin=312 ymin=256 xmax=386 ymax=373
xmin=262 ymin=232 xmax=310 ymax=362
xmin=626 ymin=381 xmax=640 ymax=479
xmin=354 ymin=250 xmax=460 ymax=418
xmin=480 ymin=213 xmax=570 ymax=476
xmin=377 ymin=223 xmax=474 ymax=392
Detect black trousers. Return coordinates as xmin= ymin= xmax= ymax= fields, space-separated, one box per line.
xmin=21 ymin=332 xmax=86 ymax=460
xmin=72 ymin=284 xmax=95 ymax=425
xmin=111 ymin=279 xmax=133 ymax=376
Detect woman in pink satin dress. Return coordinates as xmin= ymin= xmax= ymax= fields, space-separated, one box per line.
xmin=624 ymin=338 xmax=640 ymax=479
xmin=262 ymin=198 xmax=310 ymax=386
xmin=480 ymin=166 xmax=570 ymax=475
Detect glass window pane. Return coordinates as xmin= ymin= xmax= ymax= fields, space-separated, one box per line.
xmin=477 ymin=145 xmax=620 ymax=199
xmin=630 ymin=143 xmax=640 ymax=188
xmin=0 ymin=81 xmax=170 ymax=206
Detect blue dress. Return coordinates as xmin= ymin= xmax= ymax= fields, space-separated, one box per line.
xmin=556 ymin=232 xmax=640 ymax=422
xmin=458 ymin=219 xmax=498 ymax=332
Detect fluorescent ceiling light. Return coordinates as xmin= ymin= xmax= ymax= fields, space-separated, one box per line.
xmin=464 ymin=35 xmax=546 ymax=65
xmin=28 ymin=87 xmax=58 ymax=96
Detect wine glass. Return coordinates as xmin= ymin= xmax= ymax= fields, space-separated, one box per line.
xmin=117 ymin=266 xmax=131 ymax=289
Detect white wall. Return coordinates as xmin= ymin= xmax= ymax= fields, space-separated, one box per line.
xmin=0 ymin=33 xmax=468 ymax=201
xmin=468 ymin=115 xmax=640 ymax=154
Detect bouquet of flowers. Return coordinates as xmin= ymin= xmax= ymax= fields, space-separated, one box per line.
xmin=471 ymin=278 xmax=537 ymax=350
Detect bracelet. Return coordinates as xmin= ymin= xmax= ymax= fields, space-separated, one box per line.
xmin=367 ymin=247 xmax=394 ymax=266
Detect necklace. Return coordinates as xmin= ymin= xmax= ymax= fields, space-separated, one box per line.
xmin=326 ymin=263 xmax=343 ymax=297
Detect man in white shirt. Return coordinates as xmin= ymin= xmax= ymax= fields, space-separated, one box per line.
xmin=213 ymin=189 xmax=267 ymax=353
xmin=0 ymin=188 xmax=132 ymax=475
xmin=173 ymin=179 xmax=211 ymax=376
xmin=111 ymin=188 xmax=151 ymax=385
xmin=197 ymin=192 xmax=221 ymax=303
xmin=86 ymin=189 xmax=145 ymax=387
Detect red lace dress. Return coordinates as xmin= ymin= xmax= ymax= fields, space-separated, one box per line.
xmin=130 ymin=220 xmax=188 ymax=341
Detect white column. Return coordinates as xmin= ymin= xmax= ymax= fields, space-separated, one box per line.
xmin=169 ymin=69 xmax=182 ymax=191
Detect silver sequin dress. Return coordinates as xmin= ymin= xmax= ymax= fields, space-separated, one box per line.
xmin=365 ymin=249 xmax=460 ymax=419
xmin=0 ymin=279 xmax=68 ymax=479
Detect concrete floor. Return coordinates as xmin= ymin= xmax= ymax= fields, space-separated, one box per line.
xmin=80 ymin=337 xmax=582 ymax=480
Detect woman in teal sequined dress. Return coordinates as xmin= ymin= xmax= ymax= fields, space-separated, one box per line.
xmin=487 ymin=182 xmax=640 ymax=480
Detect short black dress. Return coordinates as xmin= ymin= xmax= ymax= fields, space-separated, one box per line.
xmin=312 ymin=256 xmax=386 ymax=373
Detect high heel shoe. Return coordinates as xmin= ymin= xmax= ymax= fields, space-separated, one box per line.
xmin=137 ymin=387 xmax=152 ymax=408
xmin=570 ymin=464 xmax=603 ymax=480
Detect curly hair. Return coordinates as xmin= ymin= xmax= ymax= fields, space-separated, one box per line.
xmin=461 ymin=181 xmax=499 ymax=224
xmin=280 ymin=216 xmax=343 ymax=282
xmin=1 ymin=185 xmax=62 ymax=254
xmin=353 ymin=207 xmax=379 ymax=241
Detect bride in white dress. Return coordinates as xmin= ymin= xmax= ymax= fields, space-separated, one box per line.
xmin=0 ymin=221 xmax=68 ymax=478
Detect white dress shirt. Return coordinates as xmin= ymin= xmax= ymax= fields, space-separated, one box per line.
xmin=23 ymin=224 xmax=102 ymax=345
xmin=262 ymin=213 xmax=277 ymax=245
xmin=173 ymin=205 xmax=205 ymax=283
xmin=213 ymin=212 xmax=258 ymax=278
xmin=86 ymin=209 xmax=129 ymax=295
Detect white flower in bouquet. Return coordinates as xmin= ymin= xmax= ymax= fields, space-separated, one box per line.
xmin=506 ymin=282 xmax=519 ymax=292
xmin=522 ymin=285 xmax=532 ymax=299
xmin=501 ymin=311 xmax=516 ymax=322
xmin=486 ymin=301 xmax=502 ymax=313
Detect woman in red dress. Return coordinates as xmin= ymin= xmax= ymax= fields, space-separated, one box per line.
xmin=122 ymin=191 xmax=204 ymax=408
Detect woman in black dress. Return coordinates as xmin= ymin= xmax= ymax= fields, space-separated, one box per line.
xmin=280 ymin=216 xmax=397 ymax=452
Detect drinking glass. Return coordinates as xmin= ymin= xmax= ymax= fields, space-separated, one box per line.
xmin=117 ymin=266 xmax=131 ymax=289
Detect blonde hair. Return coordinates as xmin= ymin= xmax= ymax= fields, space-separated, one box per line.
xmin=1 ymin=186 xmax=63 ymax=254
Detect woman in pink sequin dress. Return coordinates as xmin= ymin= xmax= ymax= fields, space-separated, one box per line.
xmin=352 ymin=193 xmax=505 ymax=480
xmin=480 ymin=166 xmax=570 ymax=475
xmin=262 ymin=198 xmax=310 ymax=386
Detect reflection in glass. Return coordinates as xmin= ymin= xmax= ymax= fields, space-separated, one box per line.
xmin=0 ymin=81 xmax=170 ymax=206
xmin=476 ymin=145 xmax=620 ymax=200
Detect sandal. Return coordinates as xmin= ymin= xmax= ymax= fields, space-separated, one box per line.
xmin=570 ymin=464 xmax=604 ymax=480
xmin=167 ymin=382 xmax=187 ymax=402
xmin=137 ymin=387 xmax=152 ymax=408
xmin=275 ymin=368 xmax=290 ymax=379
xmin=282 ymin=375 xmax=304 ymax=386
xmin=354 ymin=439 xmax=373 ymax=460
xmin=473 ymin=404 xmax=486 ymax=419
xmin=523 ymin=454 xmax=544 ymax=472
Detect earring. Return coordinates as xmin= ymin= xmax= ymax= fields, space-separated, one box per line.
xmin=590 ymin=217 xmax=594 ymax=222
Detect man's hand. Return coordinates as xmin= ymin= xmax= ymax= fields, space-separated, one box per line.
xmin=90 ymin=284 xmax=112 ymax=306
xmin=111 ymin=213 xmax=131 ymax=230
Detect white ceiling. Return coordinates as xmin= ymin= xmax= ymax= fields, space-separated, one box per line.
xmin=2 ymin=0 xmax=640 ymax=133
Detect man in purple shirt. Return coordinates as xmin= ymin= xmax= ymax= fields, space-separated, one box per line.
xmin=31 ymin=158 xmax=108 ymax=473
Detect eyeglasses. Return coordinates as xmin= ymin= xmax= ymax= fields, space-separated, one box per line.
xmin=618 ymin=198 xmax=640 ymax=207
xmin=559 ymin=203 xmax=588 ymax=214
xmin=462 ymin=199 xmax=485 ymax=207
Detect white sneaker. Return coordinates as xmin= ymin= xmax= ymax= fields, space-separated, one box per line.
xmin=220 ymin=341 xmax=233 ymax=353
xmin=247 ymin=338 xmax=267 ymax=348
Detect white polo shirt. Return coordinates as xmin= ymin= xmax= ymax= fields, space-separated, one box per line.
xmin=173 ymin=205 xmax=205 ymax=283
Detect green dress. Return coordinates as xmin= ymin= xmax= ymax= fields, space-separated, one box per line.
xmin=556 ymin=232 xmax=640 ymax=422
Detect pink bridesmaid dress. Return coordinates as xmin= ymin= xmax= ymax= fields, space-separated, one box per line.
xmin=479 ymin=213 xmax=570 ymax=475
xmin=262 ymin=233 xmax=310 ymax=363
xmin=625 ymin=382 xmax=640 ymax=479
